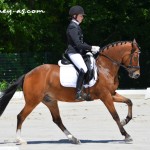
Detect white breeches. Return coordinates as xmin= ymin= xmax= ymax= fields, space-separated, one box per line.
xmin=68 ymin=53 xmax=88 ymax=73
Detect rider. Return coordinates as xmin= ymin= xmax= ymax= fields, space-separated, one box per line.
xmin=65 ymin=5 xmax=100 ymax=100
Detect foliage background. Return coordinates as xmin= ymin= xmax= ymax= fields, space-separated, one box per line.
xmin=0 ymin=0 xmax=150 ymax=89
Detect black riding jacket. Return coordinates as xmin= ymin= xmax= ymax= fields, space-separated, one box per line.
xmin=66 ymin=20 xmax=92 ymax=55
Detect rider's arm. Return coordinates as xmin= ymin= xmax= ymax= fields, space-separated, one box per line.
xmin=68 ymin=26 xmax=92 ymax=52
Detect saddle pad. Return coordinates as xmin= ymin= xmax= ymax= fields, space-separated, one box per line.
xmin=58 ymin=60 xmax=97 ymax=88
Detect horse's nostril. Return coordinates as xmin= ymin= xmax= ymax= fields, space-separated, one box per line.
xmin=134 ymin=74 xmax=140 ymax=79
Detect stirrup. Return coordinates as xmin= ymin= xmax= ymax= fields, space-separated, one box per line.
xmin=75 ymin=91 xmax=83 ymax=100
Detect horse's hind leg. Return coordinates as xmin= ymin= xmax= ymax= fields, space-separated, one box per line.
xmin=16 ymin=101 xmax=40 ymax=144
xmin=42 ymin=99 xmax=80 ymax=144
xmin=112 ymin=92 xmax=133 ymax=126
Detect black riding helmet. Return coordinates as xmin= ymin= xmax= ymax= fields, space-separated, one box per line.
xmin=69 ymin=5 xmax=86 ymax=16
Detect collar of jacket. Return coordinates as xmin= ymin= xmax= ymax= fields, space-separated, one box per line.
xmin=72 ymin=19 xmax=80 ymax=25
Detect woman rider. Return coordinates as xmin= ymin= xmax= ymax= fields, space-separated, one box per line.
xmin=65 ymin=5 xmax=100 ymax=100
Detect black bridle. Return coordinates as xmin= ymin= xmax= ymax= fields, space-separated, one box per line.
xmin=99 ymin=43 xmax=141 ymax=72
xmin=127 ymin=48 xmax=141 ymax=70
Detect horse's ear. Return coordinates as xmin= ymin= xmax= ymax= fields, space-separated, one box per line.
xmin=133 ymin=39 xmax=136 ymax=43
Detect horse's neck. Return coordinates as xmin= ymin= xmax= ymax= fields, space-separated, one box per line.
xmin=97 ymin=43 xmax=130 ymax=76
xmin=99 ymin=49 xmax=120 ymax=73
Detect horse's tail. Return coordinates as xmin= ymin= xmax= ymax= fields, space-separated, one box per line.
xmin=0 ymin=75 xmax=25 ymax=116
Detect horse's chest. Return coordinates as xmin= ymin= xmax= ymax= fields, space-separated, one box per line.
xmin=99 ymin=67 xmax=118 ymax=89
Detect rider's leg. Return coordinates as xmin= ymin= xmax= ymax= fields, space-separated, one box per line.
xmin=68 ymin=53 xmax=88 ymax=73
xmin=76 ymin=68 xmax=85 ymax=99
xmin=68 ymin=53 xmax=87 ymax=100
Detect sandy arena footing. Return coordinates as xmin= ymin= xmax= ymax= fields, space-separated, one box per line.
xmin=0 ymin=92 xmax=150 ymax=150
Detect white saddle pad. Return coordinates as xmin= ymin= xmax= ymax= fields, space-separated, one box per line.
xmin=58 ymin=60 xmax=97 ymax=88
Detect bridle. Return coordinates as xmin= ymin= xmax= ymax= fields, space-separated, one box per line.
xmin=99 ymin=43 xmax=141 ymax=72
xmin=127 ymin=47 xmax=141 ymax=71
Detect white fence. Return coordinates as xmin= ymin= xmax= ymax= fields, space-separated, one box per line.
xmin=145 ymin=88 xmax=150 ymax=99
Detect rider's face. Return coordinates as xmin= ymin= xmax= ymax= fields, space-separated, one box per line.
xmin=76 ymin=14 xmax=84 ymax=23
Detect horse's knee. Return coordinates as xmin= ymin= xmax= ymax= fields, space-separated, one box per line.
xmin=126 ymin=99 xmax=133 ymax=106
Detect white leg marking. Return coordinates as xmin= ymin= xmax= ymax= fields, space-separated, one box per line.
xmin=16 ymin=129 xmax=27 ymax=144
xmin=64 ymin=129 xmax=80 ymax=144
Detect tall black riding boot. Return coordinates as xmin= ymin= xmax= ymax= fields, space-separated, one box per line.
xmin=75 ymin=69 xmax=85 ymax=100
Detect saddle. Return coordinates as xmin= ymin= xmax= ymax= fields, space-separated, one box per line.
xmin=58 ymin=53 xmax=97 ymax=88
xmin=62 ymin=53 xmax=95 ymax=83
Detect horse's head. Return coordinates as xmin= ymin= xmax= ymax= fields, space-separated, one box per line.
xmin=98 ymin=39 xmax=141 ymax=79
xmin=122 ymin=39 xmax=141 ymax=79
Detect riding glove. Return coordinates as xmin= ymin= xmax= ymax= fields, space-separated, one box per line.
xmin=91 ymin=46 xmax=100 ymax=54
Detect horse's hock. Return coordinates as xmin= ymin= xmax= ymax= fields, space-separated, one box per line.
xmin=145 ymin=88 xmax=150 ymax=100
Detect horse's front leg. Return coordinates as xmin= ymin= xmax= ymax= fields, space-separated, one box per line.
xmin=112 ymin=92 xmax=133 ymax=126
xmin=101 ymin=93 xmax=133 ymax=142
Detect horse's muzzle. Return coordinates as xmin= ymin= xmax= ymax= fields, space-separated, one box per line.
xmin=132 ymin=73 xmax=140 ymax=79
xmin=129 ymin=70 xmax=140 ymax=79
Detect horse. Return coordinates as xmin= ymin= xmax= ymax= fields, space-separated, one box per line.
xmin=0 ymin=39 xmax=140 ymax=144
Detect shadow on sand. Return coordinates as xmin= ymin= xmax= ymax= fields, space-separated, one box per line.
xmin=0 ymin=139 xmax=132 ymax=145
xmin=27 ymin=139 xmax=132 ymax=144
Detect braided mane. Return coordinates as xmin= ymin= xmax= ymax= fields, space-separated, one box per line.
xmin=100 ymin=41 xmax=132 ymax=52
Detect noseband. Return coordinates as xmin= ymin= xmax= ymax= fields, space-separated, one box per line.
xmin=99 ymin=43 xmax=141 ymax=72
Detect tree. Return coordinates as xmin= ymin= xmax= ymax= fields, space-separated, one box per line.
xmin=0 ymin=0 xmax=150 ymax=88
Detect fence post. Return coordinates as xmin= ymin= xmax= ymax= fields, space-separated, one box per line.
xmin=145 ymin=88 xmax=150 ymax=100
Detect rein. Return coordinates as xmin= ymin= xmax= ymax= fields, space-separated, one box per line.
xmin=100 ymin=53 xmax=128 ymax=70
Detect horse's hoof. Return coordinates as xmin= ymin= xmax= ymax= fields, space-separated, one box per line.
xmin=68 ymin=135 xmax=81 ymax=144
xmin=70 ymin=137 xmax=81 ymax=144
xmin=125 ymin=135 xmax=133 ymax=143
xmin=16 ymin=137 xmax=27 ymax=145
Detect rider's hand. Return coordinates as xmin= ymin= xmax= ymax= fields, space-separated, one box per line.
xmin=91 ymin=46 xmax=100 ymax=54
xmin=86 ymin=52 xmax=93 ymax=56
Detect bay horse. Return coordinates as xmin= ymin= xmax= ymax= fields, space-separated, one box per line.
xmin=0 ymin=39 xmax=140 ymax=144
